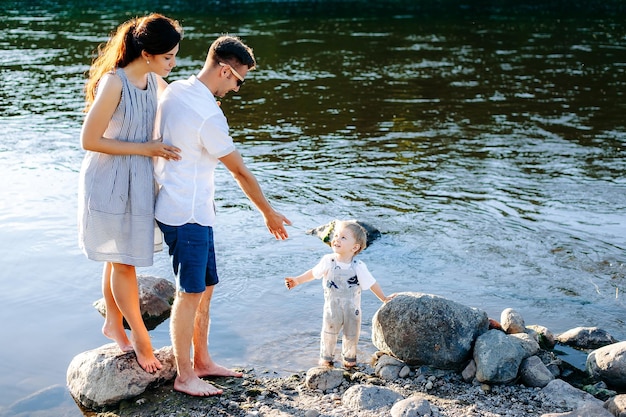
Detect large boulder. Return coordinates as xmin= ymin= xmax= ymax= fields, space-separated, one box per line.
xmin=306 ymin=219 xmax=381 ymax=248
xmin=66 ymin=344 xmax=176 ymax=410
xmin=372 ymin=292 xmax=489 ymax=369
xmin=586 ymin=341 xmax=626 ymax=389
xmin=94 ymin=275 xmax=175 ymax=331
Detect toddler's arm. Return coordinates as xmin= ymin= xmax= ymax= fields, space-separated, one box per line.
xmin=285 ymin=269 xmax=315 ymax=290
xmin=370 ymin=282 xmax=397 ymax=303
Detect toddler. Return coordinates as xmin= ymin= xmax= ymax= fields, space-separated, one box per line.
xmin=285 ymin=220 xmax=394 ymax=367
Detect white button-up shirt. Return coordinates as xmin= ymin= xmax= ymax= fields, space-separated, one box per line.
xmin=154 ymin=75 xmax=236 ymax=226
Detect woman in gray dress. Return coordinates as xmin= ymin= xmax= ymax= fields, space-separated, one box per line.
xmin=78 ymin=13 xmax=182 ymax=373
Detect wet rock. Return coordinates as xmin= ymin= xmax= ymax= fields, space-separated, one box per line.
xmin=527 ymin=324 xmax=557 ymax=349
xmin=306 ymin=219 xmax=381 ymax=248
xmin=587 ymin=341 xmax=626 ymax=389
xmin=582 ymin=381 xmax=617 ymax=401
xmin=556 ymin=327 xmax=619 ymax=350
xmin=3 ymin=384 xmax=71 ymax=417
xmin=66 ymin=344 xmax=176 ymax=410
xmin=372 ymin=292 xmax=489 ymax=369
xmin=93 ymin=275 xmax=175 ymax=331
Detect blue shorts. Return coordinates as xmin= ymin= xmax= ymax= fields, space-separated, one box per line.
xmin=157 ymin=221 xmax=219 ymax=293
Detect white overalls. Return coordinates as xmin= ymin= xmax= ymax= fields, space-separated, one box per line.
xmin=320 ymin=258 xmax=362 ymax=364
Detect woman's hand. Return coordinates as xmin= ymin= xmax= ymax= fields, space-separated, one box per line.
xmin=146 ymin=141 xmax=181 ymax=160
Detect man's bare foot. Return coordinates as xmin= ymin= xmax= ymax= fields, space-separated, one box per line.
xmin=195 ymin=362 xmax=243 ymax=378
xmin=102 ymin=323 xmax=133 ymax=352
xmin=129 ymin=332 xmax=163 ymax=374
xmin=343 ymin=360 xmax=357 ymax=368
xmin=319 ymin=359 xmax=333 ymax=367
xmin=174 ymin=376 xmax=223 ymax=397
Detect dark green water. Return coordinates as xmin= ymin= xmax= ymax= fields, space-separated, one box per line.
xmin=0 ymin=1 xmax=625 ymax=414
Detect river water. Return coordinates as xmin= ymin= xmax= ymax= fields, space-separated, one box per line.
xmin=1 ymin=0 xmax=625 ymax=415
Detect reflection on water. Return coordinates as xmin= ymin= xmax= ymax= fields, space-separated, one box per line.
xmin=1 ymin=0 xmax=625 ymax=414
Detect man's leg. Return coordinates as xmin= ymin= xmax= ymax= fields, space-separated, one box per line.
xmin=170 ymin=290 xmax=223 ymax=396
xmin=192 ymin=285 xmax=243 ymax=378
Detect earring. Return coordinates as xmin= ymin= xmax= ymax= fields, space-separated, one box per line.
xmin=146 ymin=60 xmax=150 ymax=64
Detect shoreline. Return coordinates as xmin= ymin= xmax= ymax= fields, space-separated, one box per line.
xmin=85 ymin=360 xmax=600 ymax=417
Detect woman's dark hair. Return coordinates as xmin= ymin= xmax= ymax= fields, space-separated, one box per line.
xmin=84 ymin=13 xmax=183 ymax=109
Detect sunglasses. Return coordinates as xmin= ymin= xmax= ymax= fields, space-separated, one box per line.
xmin=219 ymin=62 xmax=245 ymax=87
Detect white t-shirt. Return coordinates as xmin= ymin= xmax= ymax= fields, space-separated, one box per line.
xmin=311 ymin=253 xmax=376 ymax=290
xmin=154 ymin=76 xmax=236 ymax=226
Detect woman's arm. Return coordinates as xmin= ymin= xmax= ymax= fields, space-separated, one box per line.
xmin=81 ymin=73 xmax=179 ymax=159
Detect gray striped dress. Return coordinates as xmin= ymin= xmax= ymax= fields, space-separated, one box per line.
xmin=78 ymin=68 xmax=161 ymax=267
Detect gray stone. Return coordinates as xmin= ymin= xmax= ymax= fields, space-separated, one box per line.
xmin=473 ymin=329 xmax=524 ymax=384
xmin=377 ymin=365 xmax=401 ymax=381
xmin=509 ymin=332 xmax=540 ymax=358
xmin=587 ymin=341 xmax=626 ymax=389
xmin=539 ymin=402 xmax=614 ymax=417
xmin=556 ymin=326 xmax=619 ymax=350
xmin=519 ymin=355 xmax=554 ymax=388
xmin=372 ymin=292 xmax=489 ymax=370
xmin=500 ymin=308 xmax=525 ymax=334
xmin=66 ymin=344 xmax=176 ymax=410
xmin=540 ymin=379 xmax=605 ymax=410
xmin=342 ymin=384 xmax=403 ymax=411
xmin=93 ymin=275 xmax=175 ymax=331
xmin=390 ymin=395 xmax=432 ymax=417
xmin=304 ymin=367 xmax=345 ymax=392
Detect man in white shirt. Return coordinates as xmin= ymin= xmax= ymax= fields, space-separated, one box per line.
xmin=154 ymin=35 xmax=291 ymax=397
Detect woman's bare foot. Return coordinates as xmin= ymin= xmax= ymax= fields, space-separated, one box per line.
xmin=195 ymin=362 xmax=243 ymax=378
xmin=129 ymin=332 xmax=163 ymax=373
xmin=102 ymin=323 xmax=133 ymax=352
xmin=319 ymin=359 xmax=333 ymax=367
xmin=174 ymin=376 xmax=223 ymax=397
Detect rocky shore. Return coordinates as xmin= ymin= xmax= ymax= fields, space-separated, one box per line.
xmin=86 ymin=359 xmax=619 ymax=417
